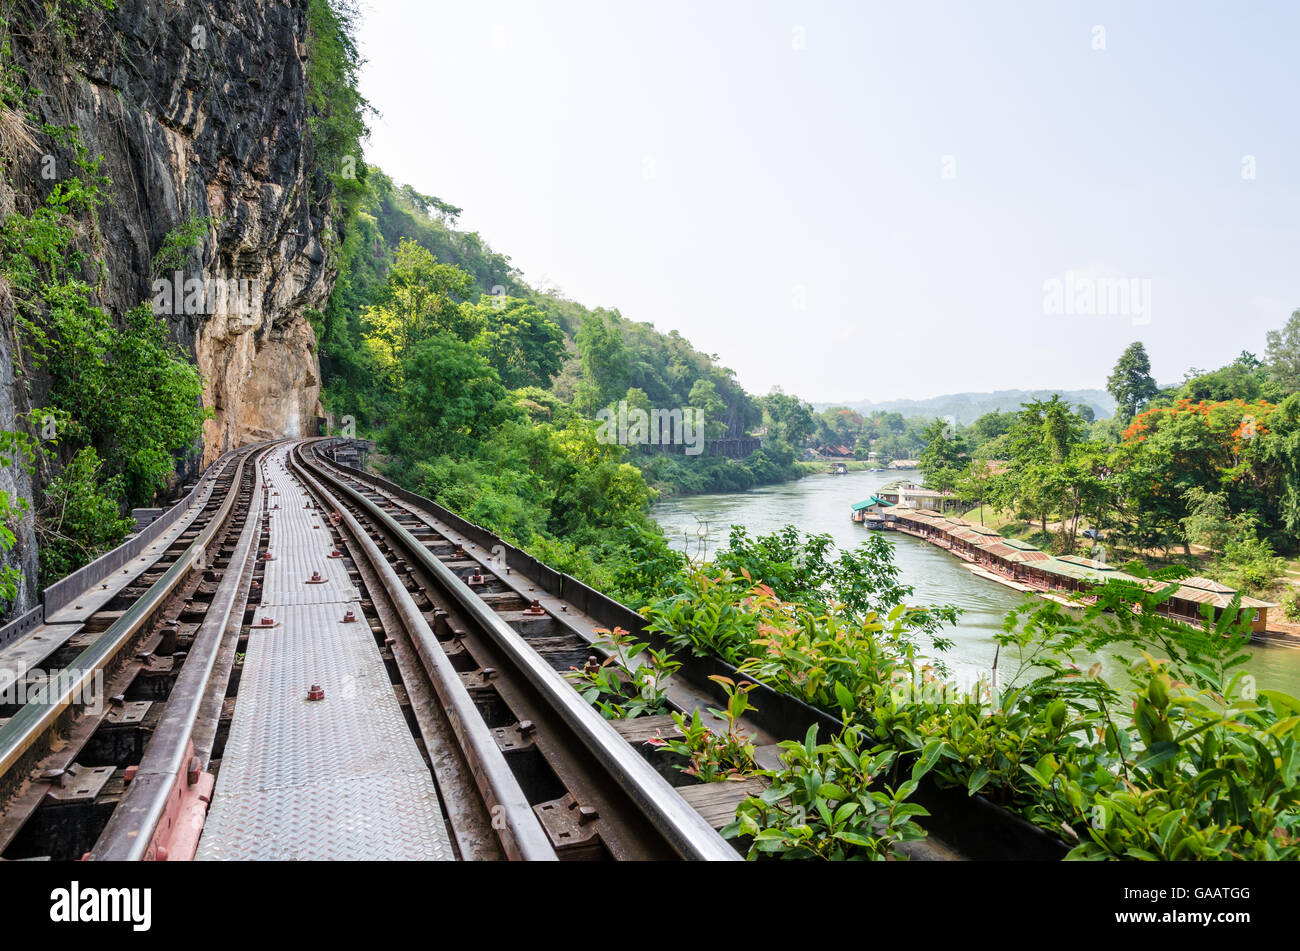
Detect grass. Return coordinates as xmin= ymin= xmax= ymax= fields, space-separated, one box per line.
xmin=0 ymin=104 xmax=37 ymax=158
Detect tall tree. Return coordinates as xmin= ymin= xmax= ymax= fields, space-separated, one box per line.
xmin=762 ymin=391 xmax=815 ymax=446
xmin=465 ymin=295 xmax=566 ymax=389
xmin=361 ymin=238 xmax=476 ymax=364
xmin=574 ymin=312 xmax=629 ymax=413
xmin=1265 ymin=308 xmax=1300 ymax=393
xmin=1107 ymin=341 xmax=1158 ymax=423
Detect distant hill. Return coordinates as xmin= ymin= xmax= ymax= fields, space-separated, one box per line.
xmin=814 ymin=389 xmax=1116 ymax=424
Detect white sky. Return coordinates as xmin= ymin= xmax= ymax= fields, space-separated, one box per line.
xmin=355 ymin=0 xmax=1300 ymax=403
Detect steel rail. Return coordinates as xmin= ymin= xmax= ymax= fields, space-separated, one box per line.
xmin=0 ymin=447 xmax=257 ymax=779
xmin=86 ymin=444 xmax=273 ymax=860
xmin=297 ymin=441 xmax=740 ymax=862
xmin=287 ymin=446 xmax=557 ymax=861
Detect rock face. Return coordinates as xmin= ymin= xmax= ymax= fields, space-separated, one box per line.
xmin=0 ymin=0 xmax=334 ymax=615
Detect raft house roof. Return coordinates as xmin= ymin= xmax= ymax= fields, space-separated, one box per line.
xmin=884 ymin=503 xmax=1275 ymax=613
xmin=976 ymin=541 xmax=1052 ymax=563
xmin=1002 ymin=538 xmax=1043 ymax=552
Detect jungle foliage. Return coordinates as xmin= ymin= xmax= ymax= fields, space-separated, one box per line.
xmin=635 ymin=529 xmax=1300 ymax=860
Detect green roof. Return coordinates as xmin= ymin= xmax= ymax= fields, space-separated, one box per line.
xmin=1003 ymin=538 xmax=1042 ymax=551
xmin=851 ymin=496 xmax=895 ymax=511
xmin=1032 ymin=558 xmax=1136 ymax=583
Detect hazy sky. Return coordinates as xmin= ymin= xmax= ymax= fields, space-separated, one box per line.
xmin=356 ymin=0 xmax=1300 ymax=404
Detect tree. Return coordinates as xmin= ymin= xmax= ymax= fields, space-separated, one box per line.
xmin=762 ymin=391 xmax=815 ymax=446
xmin=918 ymin=418 xmax=967 ymax=492
xmin=1265 ymin=308 xmax=1300 ymax=393
xmin=384 ymin=332 xmax=516 ymax=459
xmin=361 ymin=239 xmax=476 ymax=364
xmin=574 ymin=312 xmax=629 ymax=414
xmin=1107 ymin=342 xmax=1158 ymax=423
xmin=688 ymin=379 xmax=728 ymax=439
xmin=1001 ymin=398 xmax=1092 ymax=543
xmin=1180 ymin=487 xmax=1236 ymax=552
xmin=465 ymin=295 xmax=566 ymax=389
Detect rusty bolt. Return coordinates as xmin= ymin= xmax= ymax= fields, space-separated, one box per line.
xmin=329 ymin=549 xmax=342 ymax=559
xmin=187 ymin=756 xmax=201 ymax=786
xmin=578 ymin=805 xmax=599 ymax=824
xmin=308 ymin=570 xmax=323 ymax=583
xmin=342 ymin=610 xmax=356 ymax=623
xmin=524 ymin=600 xmax=546 ymax=616
xmin=258 ymin=617 xmax=275 ymax=627
xmin=307 ymin=684 xmax=325 ymax=701
xmin=123 ymin=765 xmax=139 ymax=785
xmin=481 ymin=667 xmax=497 ymax=679
xmin=517 ymin=720 xmax=536 ymax=736
xmin=583 ymin=656 xmax=600 ymax=674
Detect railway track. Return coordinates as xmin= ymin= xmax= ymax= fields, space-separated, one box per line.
xmin=0 ymin=443 xmax=266 ymax=860
xmin=0 ymin=439 xmax=742 ymax=860
xmin=0 ymin=437 xmax=1068 ymax=861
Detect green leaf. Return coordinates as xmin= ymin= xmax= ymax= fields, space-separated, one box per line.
xmin=834 ymin=831 xmax=874 ymax=848
xmin=966 ymin=767 xmax=990 ymax=796
xmin=1135 ymin=741 xmax=1180 ymax=770
xmin=833 ymin=802 xmax=860 ymax=825
xmin=912 ymin=739 xmax=945 ymax=783
xmin=1261 ymin=690 xmax=1300 ymax=716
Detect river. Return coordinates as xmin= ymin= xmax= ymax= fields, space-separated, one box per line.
xmin=652 ymin=469 xmax=1300 ymax=696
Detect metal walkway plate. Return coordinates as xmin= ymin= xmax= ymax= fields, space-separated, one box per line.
xmin=197 ymin=445 xmax=454 ymax=861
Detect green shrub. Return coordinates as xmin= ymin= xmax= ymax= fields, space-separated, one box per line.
xmin=37 ymin=447 xmax=134 ymax=583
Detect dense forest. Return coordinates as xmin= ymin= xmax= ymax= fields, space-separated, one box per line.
xmin=309 ymin=158 xmax=815 ymax=601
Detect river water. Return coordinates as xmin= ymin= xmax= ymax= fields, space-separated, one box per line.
xmin=652 ymin=469 xmax=1300 ymax=696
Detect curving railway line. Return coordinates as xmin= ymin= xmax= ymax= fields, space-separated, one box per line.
xmin=0 ymin=438 xmax=1067 ymax=862
xmin=0 ymin=439 xmax=749 ymax=861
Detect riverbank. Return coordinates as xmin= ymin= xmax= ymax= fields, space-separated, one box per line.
xmin=870 ymin=504 xmax=1300 ymax=647
xmin=652 ymin=469 xmax=1300 ymax=695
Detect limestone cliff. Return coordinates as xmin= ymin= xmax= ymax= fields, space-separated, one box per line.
xmin=0 ymin=0 xmax=335 ymax=615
